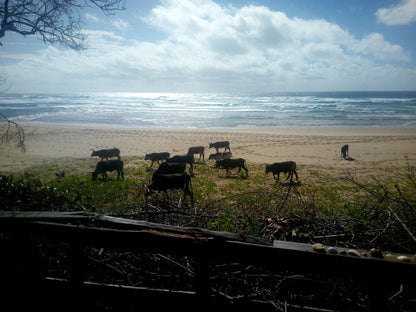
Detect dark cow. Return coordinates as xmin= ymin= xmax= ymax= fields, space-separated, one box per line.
xmin=208 ymin=151 xmax=232 ymax=161
xmin=167 ymin=155 xmax=194 ymax=173
xmin=209 ymin=141 xmax=231 ymax=153
xmin=341 ymin=144 xmax=349 ymax=159
xmin=154 ymin=162 xmax=186 ymax=176
xmin=145 ymin=152 xmax=170 ymax=168
xmin=215 ymin=158 xmax=248 ymax=177
xmin=91 ymin=148 xmax=120 ymax=160
xmin=187 ymin=146 xmax=205 ymax=161
xmin=265 ymin=161 xmax=298 ymax=182
xmin=92 ymin=159 xmax=124 ymax=181
xmin=146 ymin=173 xmax=194 ymax=206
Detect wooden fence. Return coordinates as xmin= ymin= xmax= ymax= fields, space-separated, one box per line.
xmin=1 ymin=211 xmax=415 ymax=311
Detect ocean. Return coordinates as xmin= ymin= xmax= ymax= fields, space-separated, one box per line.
xmin=1 ymin=91 xmax=415 ymax=128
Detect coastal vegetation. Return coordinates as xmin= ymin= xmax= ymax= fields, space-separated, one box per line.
xmin=1 ymin=157 xmax=415 ymax=253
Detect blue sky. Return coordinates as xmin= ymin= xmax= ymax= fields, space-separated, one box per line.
xmin=1 ymin=0 xmax=415 ymax=93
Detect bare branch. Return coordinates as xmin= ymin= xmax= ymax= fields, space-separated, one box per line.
xmin=0 ymin=112 xmax=26 ymax=152
xmin=0 ymin=0 xmax=126 ymax=50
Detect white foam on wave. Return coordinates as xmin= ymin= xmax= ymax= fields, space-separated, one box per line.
xmin=1 ymin=92 xmax=415 ymax=128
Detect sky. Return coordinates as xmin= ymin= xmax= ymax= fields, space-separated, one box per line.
xmin=1 ymin=0 xmax=416 ymax=93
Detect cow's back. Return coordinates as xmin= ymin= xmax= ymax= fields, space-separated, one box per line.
xmin=155 ymin=162 xmax=186 ymax=175
xmin=268 ymin=161 xmax=296 ymax=173
xmin=188 ymin=146 xmax=204 ymax=154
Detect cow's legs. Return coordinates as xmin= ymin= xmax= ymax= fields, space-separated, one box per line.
xmin=184 ymin=185 xmax=194 ymax=207
xmin=293 ymin=169 xmax=299 ymax=181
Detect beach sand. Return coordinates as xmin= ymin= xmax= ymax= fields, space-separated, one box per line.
xmin=1 ymin=124 xmax=415 ymax=181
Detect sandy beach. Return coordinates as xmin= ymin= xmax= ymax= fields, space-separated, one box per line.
xmin=1 ymin=124 xmax=415 ymax=180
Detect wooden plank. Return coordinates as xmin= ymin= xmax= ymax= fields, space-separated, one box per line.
xmin=0 ymin=220 xmax=212 ymax=257
xmin=0 ymin=211 xmax=267 ymax=245
xmin=94 ymin=214 xmax=267 ymax=244
xmin=0 ymin=210 xmax=91 ymax=220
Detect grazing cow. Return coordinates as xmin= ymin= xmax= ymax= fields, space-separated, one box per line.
xmin=208 ymin=151 xmax=232 ymax=161
xmin=167 ymin=155 xmax=194 ymax=173
xmin=215 ymin=158 xmax=249 ymax=177
xmin=209 ymin=141 xmax=231 ymax=153
xmin=91 ymin=148 xmax=121 ymax=160
xmin=265 ymin=161 xmax=298 ymax=182
xmin=145 ymin=152 xmax=170 ymax=168
xmin=154 ymin=162 xmax=186 ymax=176
xmin=187 ymin=146 xmax=205 ymax=161
xmin=92 ymin=159 xmax=124 ymax=181
xmin=146 ymin=173 xmax=194 ymax=206
xmin=341 ymin=144 xmax=349 ymax=159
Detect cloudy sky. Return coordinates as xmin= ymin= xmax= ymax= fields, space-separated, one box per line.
xmin=1 ymin=0 xmax=416 ymax=93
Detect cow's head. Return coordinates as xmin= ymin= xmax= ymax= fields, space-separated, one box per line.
xmin=265 ymin=164 xmax=271 ymax=174
xmin=92 ymin=171 xmax=98 ymax=181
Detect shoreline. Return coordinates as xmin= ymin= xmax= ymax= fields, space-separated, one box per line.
xmin=18 ymin=121 xmax=416 ymax=134
xmin=1 ymin=124 xmax=415 ymax=179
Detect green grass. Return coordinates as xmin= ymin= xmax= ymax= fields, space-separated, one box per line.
xmin=1 ymin=159 xmax=415 ymax=250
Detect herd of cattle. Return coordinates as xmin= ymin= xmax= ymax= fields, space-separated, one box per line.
xmin=89 ymin=141 xmax=302 ymax=206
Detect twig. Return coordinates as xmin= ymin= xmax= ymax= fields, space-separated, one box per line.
xmin=87 ymin=255 xmax=134 ymax=286
xmin=0 ymin=113 xmax=25 ymax=152
xmin=386 ymin=204 xmax=416 ymax=244
xmin=389 ymin=284 xmax=403 ymax=301
xmin=155 ymin=253 xmax=194 ymax=275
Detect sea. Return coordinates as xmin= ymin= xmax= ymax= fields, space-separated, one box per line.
xmin=1 ymin=91 xmax=415 ymax=128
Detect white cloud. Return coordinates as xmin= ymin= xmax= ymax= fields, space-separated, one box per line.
xmin=2 ymin=0 xmax=415 ymax=92
xmin=111 ymin=18 xmax=129 ymax=31
xmin=376 ymin=0 xmax=416 ymax=25
xmin=353 ymin=33 xmax=409 ymax=61
xmin=85 ymin=13 xmax=100 ymax=23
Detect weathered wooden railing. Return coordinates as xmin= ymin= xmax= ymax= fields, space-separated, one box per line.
xmin=1 ymin=211 xmax=415 ymax=311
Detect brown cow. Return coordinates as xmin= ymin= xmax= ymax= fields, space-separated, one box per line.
xmin=266 ymin=161 xmax=298 ymax=182
xmin=187 ymin=146 xmax=205 ymax=161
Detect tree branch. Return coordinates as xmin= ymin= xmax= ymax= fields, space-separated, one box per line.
xmin=0 ymin=0 xmax=126 ymax=50
xmin=0 ymin=113 xmax=26 ymax=152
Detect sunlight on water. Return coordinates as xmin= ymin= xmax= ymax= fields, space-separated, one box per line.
xmin=1 ymin=92 xmax=415 ymax=128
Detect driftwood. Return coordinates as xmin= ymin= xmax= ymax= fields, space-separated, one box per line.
xmin=0 ymin=113 xmax=25 ymax=152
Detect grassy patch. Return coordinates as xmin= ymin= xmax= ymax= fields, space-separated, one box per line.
xmin=1 ymin=160 xmax=415 ymax=252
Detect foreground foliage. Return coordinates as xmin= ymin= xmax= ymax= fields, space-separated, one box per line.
xmin=1 ymin=160 xmax=415 ymax=253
